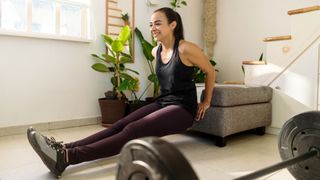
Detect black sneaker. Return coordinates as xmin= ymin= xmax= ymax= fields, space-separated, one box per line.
xmin=27 ymin=127 xmax=68 ymax=178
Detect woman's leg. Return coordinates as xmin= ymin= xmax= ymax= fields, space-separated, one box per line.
xmin=65 ymin=102 xmax=161 ymax=148
xmin=67 ymin=105 xmax=194 ymax=164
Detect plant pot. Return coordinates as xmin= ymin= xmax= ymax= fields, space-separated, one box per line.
xmin=98 ymin=98 xmax=127 ymax=127
xmin=126 ymin=100 xmax=150 ymax=115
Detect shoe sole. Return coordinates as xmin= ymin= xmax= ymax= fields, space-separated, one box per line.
xmin=27 ymin=128 xmax=62 ymax=178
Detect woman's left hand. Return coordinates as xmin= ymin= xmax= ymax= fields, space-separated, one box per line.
xmin=195 ymin=101 xmax=210 ymax=121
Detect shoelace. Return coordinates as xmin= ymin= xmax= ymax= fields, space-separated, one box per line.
xmin=43 ymin=136 xmax=65 ymax=151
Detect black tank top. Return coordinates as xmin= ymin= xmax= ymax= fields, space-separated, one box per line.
xmin=155 ymin=40 xmax=197 ymax=117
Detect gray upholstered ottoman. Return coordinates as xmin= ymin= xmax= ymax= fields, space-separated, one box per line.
xmin=190 ymin=84 xmax=272 ymax=147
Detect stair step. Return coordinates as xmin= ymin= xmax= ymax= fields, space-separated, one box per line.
xmin=288 ymin=6 xmax=320 ymax=15
xmin=242 ymin=61 xmax=267 ymax=65
xmin=263 ymin=35 xmax=292 ymax=42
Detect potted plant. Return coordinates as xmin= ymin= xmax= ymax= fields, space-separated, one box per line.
xmin=193 ymin=58 xmax=218 ymax=102
xmin=91 ymin=25 xmax=139 ymax=127
xmin=134 ymin=27 xmax=159 ymax=101
xmin=193 ymin=58 xmax=218 ymax=83
xmin=242 ymin=53 xmax=264 ymax=74
xmin=170 ymin=0 xmax=187 ymax=10
xmin=125 ymin=78 xmax=151 ymax=115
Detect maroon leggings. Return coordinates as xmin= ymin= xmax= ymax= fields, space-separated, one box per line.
xmin=65 ymin=102 xmax=194 ymax=164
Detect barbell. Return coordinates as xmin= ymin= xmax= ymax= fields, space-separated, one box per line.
xmin=116 ymin=111 xmax=320 ymax=180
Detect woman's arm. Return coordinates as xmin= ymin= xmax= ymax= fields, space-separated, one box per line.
xmin=179 ymin=41 xmax=216 ymax=121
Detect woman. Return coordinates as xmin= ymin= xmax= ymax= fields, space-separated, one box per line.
xmin=27 ymin=7 xmax=215 ymax=178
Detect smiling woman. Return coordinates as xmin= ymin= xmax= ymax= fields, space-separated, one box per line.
xmin=106 ymin=0 xmax=135 ymax=61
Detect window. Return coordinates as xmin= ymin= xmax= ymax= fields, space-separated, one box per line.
xmin=32 ymin=0 xmax=55 ymax=34
xmin=0 ymin=0 xmax=91 ymax=41
xmin=60 ymin=3 xmax=81 ymax=37
xmin=0 ymin=0 xmax=27 ymax=31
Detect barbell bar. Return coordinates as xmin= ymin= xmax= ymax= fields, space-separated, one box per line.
xmin=235 ymin=148 xmax=319 ymax=180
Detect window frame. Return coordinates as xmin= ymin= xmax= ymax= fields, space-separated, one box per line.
xmin=0 ymin=0 xmax=91 ymax=42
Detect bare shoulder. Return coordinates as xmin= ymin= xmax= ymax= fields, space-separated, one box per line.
xmin=152 ymin=45 xmax=160 ymax=57
xmin=178 ymin=40 xmax=202 ymax=55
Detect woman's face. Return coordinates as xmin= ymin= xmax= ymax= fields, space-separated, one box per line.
xmin=150 ymin=12 xmax=175 ymax=42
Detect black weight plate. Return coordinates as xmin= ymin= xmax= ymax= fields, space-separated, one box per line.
xmin=116 ymin=137 xmax=199 ymax=180
xmin=279 ymin=111 xmax=320 ymax=180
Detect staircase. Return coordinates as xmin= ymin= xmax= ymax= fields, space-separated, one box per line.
xmin=242 ymin=6 xmax=320 ymax=130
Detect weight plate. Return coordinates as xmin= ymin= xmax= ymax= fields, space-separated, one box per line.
xmin=116 ymin=137 xmax=199 ymax=180
xmin=279 ymin=111 xmax=320 ymax=180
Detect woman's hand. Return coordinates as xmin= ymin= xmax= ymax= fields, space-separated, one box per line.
xmin=195 ymin=101 xmax=210 ymax=121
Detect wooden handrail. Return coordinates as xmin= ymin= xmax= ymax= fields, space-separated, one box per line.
xmin=108 ymin=23 xmax=124 ymax=27
xmin=108 ymin=23 xmax=133 ymax=29
xmin=263 ymin=35 xmax=291 ymax=42
xmin=109 ymin=15 xmax=122 ymax=19
xmin=288 ymin=6 xmax=320 ymax=15
xmin=242 ymin=61 xmax=267 ymax=65
xmin=109 ymin=7 xmax=122 ymax=12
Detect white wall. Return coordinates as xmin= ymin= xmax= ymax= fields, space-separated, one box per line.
xmin=0 ymin=0 xmax=203 ymax=127
xmin=214 ymin=0 xmax=320 ymax=83
xmin=0 ymin=0 xmax=107 ymax=127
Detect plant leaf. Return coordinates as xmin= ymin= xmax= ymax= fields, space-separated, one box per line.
xmin=135 ymin=28 xmax=155 ymax=61
xmin=120 ymin=52 xmax=132 ymax=58
xmin=102 ymin=53 xmax=116 ymax=63
xmin=181 ymin=1 xmax=187 ymax=6
xmin=111 ymin=77 xmax=116 ymax=86
xmin=102 ymin=34 xmax=113 ymax=46
xmin=125 ymin=68 xmax=139 ymax=75
xmin=120 ymin=56 xmax=132 ymax=63
xmin=148 ymin=74 xmax=158 ymax=83
xmin=120 ymin=73 xmax=135 ymax=81
xmin=91 ymin=63 xmax=110 ymax=72
xmin=259 ymin=53 xmax=263 ymax=61
xmin=117 ymin=78 xmax=137 ymax=91
xmin=118 ymin=25 xmax=131 ymax=44
xmin=117 ymin=79 xmax=130 ymax=91
xmin=120 ymin=52 xmax=132 ymax=63
xmin=210 ymin=58 xmax=217 ymax=66
xmin=111 ymin=40 xmax=123 ymax=53
xmin=142 ymin=41 xmax=154 ymax=61
xmin=128 ymin=33 xmax=133 ymax=56
xmin=91 ymin=54 xmax=105 ymax=61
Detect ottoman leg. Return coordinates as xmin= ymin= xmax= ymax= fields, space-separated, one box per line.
xmin=215 ymin=136 xmax=226 ymax=147
xmin=254 ymin=126 xmax=266 ymax=135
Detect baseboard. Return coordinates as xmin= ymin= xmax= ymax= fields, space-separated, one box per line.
xmin=266 ymin=126 xmax=281 ymax=135
xmin=0 ymin=117 xmax=102 ymax=137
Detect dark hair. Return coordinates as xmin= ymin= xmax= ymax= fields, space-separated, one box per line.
xmin=154 ymin=7 xmax=184 ymax=41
